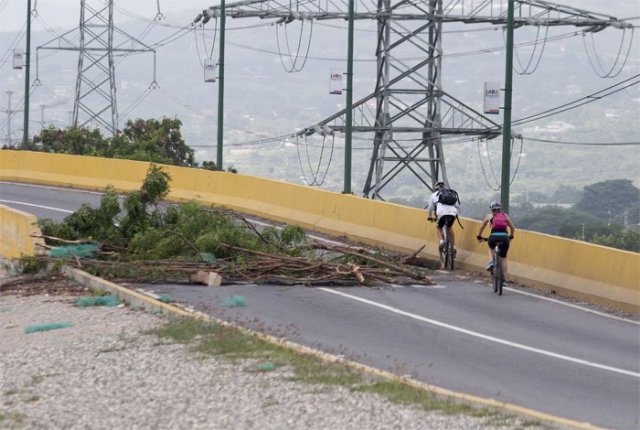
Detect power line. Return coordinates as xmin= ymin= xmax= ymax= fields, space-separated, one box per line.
xmin=513 ymin=74 xmax=640 ymax=126
xmin=522 ymin=136 xmax=640 ymax=146
xmin=225 ymin=29 xmax=585 ymax=63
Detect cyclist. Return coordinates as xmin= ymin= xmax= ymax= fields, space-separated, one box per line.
xmin=476 ymin=201 xmax=515 ymax=284
xmin=427 ymin=181 xmax=460 ymax=255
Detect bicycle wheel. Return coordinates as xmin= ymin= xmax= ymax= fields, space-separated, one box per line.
xmin=495 ymin=255 xmax=503 ymax=296
xmin=446 ymin=231 xmax=455 ymax=270
xmin=439 ymin=228 xmax=447 ymax=269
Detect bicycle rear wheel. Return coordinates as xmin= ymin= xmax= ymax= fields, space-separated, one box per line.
xmin=445 ymin=232 xmax=455 ymax=270
xmin=439 ymin=227 xmax=448 ymax=269
xmin=494 ymin=256 xmax=503 ymax=295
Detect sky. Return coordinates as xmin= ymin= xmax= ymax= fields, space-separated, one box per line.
xmin=0 ymin=0 xmax=214 ymax=32
xmin=1 ymin=0 xmax=638 ymax=33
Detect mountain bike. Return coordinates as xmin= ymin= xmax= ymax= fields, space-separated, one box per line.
xmin=431 ymin=216 xmax=455 ymax=270
xmin=480 ymin=237 xmax=504 ymax=295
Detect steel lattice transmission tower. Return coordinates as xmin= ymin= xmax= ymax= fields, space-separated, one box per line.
xmin=38 ymin=0 xmax=156 ymax=134
xmin=199 ymin=0 xmax=629 ymax=198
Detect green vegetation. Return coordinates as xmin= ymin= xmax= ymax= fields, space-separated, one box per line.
xmin=34 ymin=164 xmax=430 ymax=285
xmin=38 ymin=163 xmax=309 ymax=260
xmin=354 ymin=381 xmax=487 ymax=416
xmin=0 ymin=412 xmax=26 ymax=425
xmin=22 ymin=118 xmax=197 ymax=167
xmin=39 ymin=164 xmax=170 ymax=249
xmin=511 ymin=179 xmax=640 ymax=252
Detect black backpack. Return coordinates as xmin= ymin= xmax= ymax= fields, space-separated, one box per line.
xmin=438 ymin=188 xmax=459 ymax=206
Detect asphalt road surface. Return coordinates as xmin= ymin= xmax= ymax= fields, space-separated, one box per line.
xmin=2 ymin=181 xmax=639 ymax=429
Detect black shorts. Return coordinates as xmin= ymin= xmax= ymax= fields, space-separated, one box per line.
xmin=437 ymin=215 xmax=456 ymax=229
xmin=488 ymin=234 xmax=510 ymax=258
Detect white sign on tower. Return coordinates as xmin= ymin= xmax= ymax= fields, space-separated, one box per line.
xmin=12 ymin=49 xmax=23 ymax=70
xmin=204 ymin=60 xmax=216 ymax=83
xmin=484 ymin=82 xmax=501 ymax=115
xmin=329 ymin=68 xmax=344 ymax=95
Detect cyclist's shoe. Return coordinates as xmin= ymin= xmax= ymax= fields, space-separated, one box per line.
xmin=486 ymin=261 xmax=494 ymax=271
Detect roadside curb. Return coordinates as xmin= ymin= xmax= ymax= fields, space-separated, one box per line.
xmin=62 ymin=266 xmax=602 ymax=430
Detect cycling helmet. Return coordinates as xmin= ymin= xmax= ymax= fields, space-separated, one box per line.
xmin=490 ymin=201 xmax=502 ymax=210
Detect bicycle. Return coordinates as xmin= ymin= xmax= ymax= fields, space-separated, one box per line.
xmin=480 ymin=237 xmax=504 ymax=295
xmin=430 ymin=216 xmax=455 ymax=270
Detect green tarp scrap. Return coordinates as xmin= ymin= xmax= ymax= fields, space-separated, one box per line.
xmin=221 ymin=295 xmax=246 ymax=308
xmin=158 ymin=294 xmax=173 ymax=303
xmin=25 ymin=322 xmax=75 ymax=334
xmin=48 ymin=244 xmax=99 ymax=259
xmin=257 ymin=362 xmax=277 ymax=372
xmin=76 ymin=295 xmax=120 ymax=307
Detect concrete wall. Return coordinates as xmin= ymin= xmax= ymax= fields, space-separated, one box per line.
xmin=0 ymin=204 xmax=45 ymax=258
xmin=1 ymin=150 xmax=638 ymax=312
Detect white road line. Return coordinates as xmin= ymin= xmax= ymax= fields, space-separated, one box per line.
xmin=319 ymin=287 xmax=640 ymax=379
xmin=0 ymin=199 xmax=74 ymax=214
xmin=503 ymin=287 xmax=640 ymax=325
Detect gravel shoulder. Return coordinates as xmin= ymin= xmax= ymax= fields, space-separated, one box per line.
xmin=0 ymin=284 xmax=556 ymax=430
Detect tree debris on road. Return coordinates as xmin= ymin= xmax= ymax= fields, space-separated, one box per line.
xmin=19 ymin=165 xmax=434 ymax=287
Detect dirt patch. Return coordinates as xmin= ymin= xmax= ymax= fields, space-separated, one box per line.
xmin=0 ymin=272 xmax=89 ymax=297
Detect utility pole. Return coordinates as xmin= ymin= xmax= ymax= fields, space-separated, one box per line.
xmin=500 ymin=0 xmax=515 ymax=214
xmin=343 ymin=0 xmax=354 ymax=194
xmin=22 ymin=0 xmax=32 ymax=146
xmin=5 ymin=91 xmax=13 ymax=146
xmin=217 ymin=0 xmax=226 ymax=170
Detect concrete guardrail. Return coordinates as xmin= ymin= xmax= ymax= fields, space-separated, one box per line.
xmin=1 ymin=150 xmax=638 ymax=312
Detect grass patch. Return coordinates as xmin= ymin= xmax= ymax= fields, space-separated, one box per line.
xmin=150 ymin=318 xmax=218 ymax=344
xmin=97 ymin=345 xmax=128 ymax=354
xmin=353 ymin=380 xmax=490 ymax=416
xmin=90 ymin=287 xmax=111 ymax=297
xmin=0 ymin=412 xmax=26 ymax=425
xmin=150 ymin=319 xmax=363 ymax=386
xmin=519 ymin=420 xmax=545 ymax=428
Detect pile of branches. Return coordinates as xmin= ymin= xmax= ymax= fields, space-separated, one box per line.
xmin=26 ymin=242 xmax=433 ymax=287
xmin=26 ymin=166 xmax=434 ymax=287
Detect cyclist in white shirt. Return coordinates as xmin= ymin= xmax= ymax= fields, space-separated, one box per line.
xmin=426 ymin=181 xmax=460 ymax=254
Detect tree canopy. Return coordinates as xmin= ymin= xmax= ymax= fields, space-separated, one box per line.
xmin=24 ymin=118 xmax=196 ymax=167
xmin=575 ymin=179 xmax=640 ymax=224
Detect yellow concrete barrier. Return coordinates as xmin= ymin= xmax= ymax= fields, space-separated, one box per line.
xmin=0 ymin=204 xmax=45 ymax=258
xmin=1 ymin=150 xmax=638 ymax=312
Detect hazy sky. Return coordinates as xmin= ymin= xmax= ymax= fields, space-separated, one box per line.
xmin=1 ymin=0 xmax=638 ymax=33
xmin=0 ymin=0 xmax=214 ymax=32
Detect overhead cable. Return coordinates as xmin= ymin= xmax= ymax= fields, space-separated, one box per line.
xmin=522 ymin=136 xmax=640 ymax=146
xmin=512 ymin=74 xmax=640 ymax=126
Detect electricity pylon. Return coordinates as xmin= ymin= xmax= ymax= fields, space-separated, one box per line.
xmin=38 ymin=0 xmax=156 ymax=134
xmin=200 ymin=0 xmax=629 ymax=198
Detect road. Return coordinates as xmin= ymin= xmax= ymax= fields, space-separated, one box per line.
xmin=2 ymin=181 xmax=639 ymax=429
